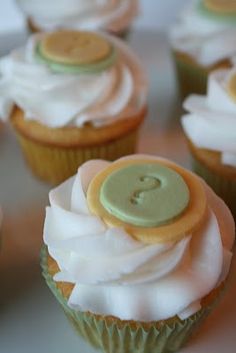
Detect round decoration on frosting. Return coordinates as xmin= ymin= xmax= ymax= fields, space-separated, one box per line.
xmin=203 ymin=0 xmax=236 ymax=14
xmin=37 ymin=30 xmax=117 ymax=74
xmin=87 ymin=159 xmax=207 ymax=244
xmin=227 ymin=73 xmax=236 ymax=102
xmin=100 ymin=163 xmax=190 ymax=227
xmin=40 ymin=30 xmax=111 ymax=65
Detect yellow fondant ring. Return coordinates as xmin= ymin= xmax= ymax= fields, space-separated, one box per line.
xmin=227 ymin=73 xmax=236 ymax=102
xmin=204 ymin=0 xmax=236 ymax=14
xmin=87 ymin=159 xmax=207 ymax=244
xmin=40 ymin=30 xmax=112 ymax=66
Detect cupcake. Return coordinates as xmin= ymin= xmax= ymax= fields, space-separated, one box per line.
xmin=0 ymin=30 xmax=147 ymax=185
xmin=170 ymin=0 xmax=236 ymax=99
xmin=41 ymin=154 xmax=234 ymax=353
xmin=16 ymin=0 xmax=138 ymax=39
xmin=182 ymin=67 xmax=236 ymax=219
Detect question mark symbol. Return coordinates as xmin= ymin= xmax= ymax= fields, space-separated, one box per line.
xmin=131 ymin=176 xmax=161 ymax=205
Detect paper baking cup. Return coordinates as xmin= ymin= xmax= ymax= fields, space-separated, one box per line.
xmin=192 ymin=156 xmax=236 ymax=220
xmin=172 ymin=51 xmax=231 ymax=99
xmin=14 ymin=129 xmax=139 ymax=185
xmin=172 ymin=51 xmax=209 ymax=99
xmin=41 ymin=246 xmax=224 ymax=353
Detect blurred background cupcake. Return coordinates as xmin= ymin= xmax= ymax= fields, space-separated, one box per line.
xmin=0 ymin=29 xmax=147 ymax=185
xmin=182 ymin=67 xmax=236 ymax=219
xmin=41 ymin=154 xmax=235 ymax=353
xmin=15 ymin=0 xmax=139 ymax=39
xmin=170 ymin=0 xmax=236 ymax=99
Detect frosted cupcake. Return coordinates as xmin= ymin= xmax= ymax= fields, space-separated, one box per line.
xmin=170 ymin=0 xmax=236 ymax=98
xmin=16 ymin=0 xmax=138 ymax=39
xmin=182 ymin=67 xmax=236 ymax=219
xmin=0 ymin=30 xmax=147 ymax=185
xmin=41 ymin=154 xmax=234 ymax=353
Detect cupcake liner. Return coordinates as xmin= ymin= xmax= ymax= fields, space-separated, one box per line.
xmin=192 ymin=156 xmax=236 ymax=219
xmin=172 ymin=51 xmax=208 ymax=99
xmin=40 ymin=246 xmax=224 ymax=353
xmin=14 ymin=128 xmax=139 ymax=185
xmin=172 ymin=51 xmax=231 ymax=99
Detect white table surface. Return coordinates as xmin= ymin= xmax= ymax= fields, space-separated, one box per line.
xmin=0 ymin=29 xmax=236 ymax=353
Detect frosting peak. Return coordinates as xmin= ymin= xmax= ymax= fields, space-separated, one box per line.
xmin=170 ymin=0 xmax=236 ymax=66
xmin=182 ymin=68 xmax=236 ymax=167
xmin=43 ymin=155 xmax=235 ymax=322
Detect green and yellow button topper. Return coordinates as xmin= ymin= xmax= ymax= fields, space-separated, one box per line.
xmin=36 ymin=30 xmax=117 ymax=74
xmin=87 ymin=159 xmax=207 ymax=244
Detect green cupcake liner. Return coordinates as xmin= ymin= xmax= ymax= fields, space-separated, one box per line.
xmin=172 ymin=51 xmax=232 ymax=100
xmin=172 ymin=51 xmax=209 ymax=100
xmin=40 ymin=245 xmax=224 ymax=353
xmin=192 ymin=156 xmax=236 ymax=220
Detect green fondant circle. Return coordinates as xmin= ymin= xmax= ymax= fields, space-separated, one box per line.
xmin=198 ymin=1 xmax=236 ymax=23
xmin=100 ymin=163 xmax=190 ymax=228
xmin=35 ymin=44 xmax=117 ymax=74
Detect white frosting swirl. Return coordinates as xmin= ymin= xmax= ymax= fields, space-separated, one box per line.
xmin=43 ymin=155 xmax=235 ymax=322
xmin=182 ymin=68 xmax=236 ymax=167
xmin=17 ymin=0 xmax=138 ymax=33
xmin=0 ymin=32 xmax=146 ymax=128
xmin=170 ymin=0 xmax=236 ymax=66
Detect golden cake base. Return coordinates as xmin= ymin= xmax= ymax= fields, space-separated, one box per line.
xmin=10 ymin=106 xmax=146 ymax=185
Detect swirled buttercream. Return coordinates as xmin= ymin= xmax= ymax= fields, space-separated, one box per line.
xmin=182 ymin=68 xmax=236 ymax=167
xmin=17 ymin=0 xmax=138 ymax=33
xmin=170 ymin=0 xmax=236 ymax=66
xmin=0 ymin=32 xmax=147 ymax=128
xmin=43 ymin=155 xmax=235 ymax=322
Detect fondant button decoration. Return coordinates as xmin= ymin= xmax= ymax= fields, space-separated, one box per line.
xmin=40 ymin=31 xmax=111 ymax=65
xmin=37 ymin=30 xmax=117 ymax=74
xmin=203 ymin=0 xmax=236 ymax=14
xmin=227 ymin=73 xmax=236 ymax=102
xmin=87 ymin=159 xmax=207 ymax=244
xmin=100 ymin=163 xmax=190 ymax=227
